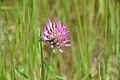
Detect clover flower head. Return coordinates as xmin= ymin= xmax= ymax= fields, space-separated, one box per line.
xmin=41 ymin=19 xmax=72 ymax=53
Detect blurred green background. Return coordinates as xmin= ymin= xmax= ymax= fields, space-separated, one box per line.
xmin=0 ymin=0 xmax=120 ymax=80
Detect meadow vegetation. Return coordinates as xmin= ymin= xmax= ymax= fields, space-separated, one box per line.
xmin=0 ymin=0 xmax=120 ymax=80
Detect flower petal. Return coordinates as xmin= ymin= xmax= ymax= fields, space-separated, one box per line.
xmin=64 ymin=44 xmax=73 ymax=46
xmin=52 ymin=49 xmax=55 ymax=53
xmin=59 ymin=49 xmax=63 ymax=53
xmin=50 ymin=45 xmax=54 ymax=48
xmin=56 ymin=20 xmax=61 ymax=29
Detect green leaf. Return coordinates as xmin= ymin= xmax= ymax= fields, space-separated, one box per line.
xmin=43 ymin=60 xmax=50 ymax=72
xmin=14 ymin=66 xmax=28 ymax=79
xmin=48 ymin=73 xmax=65 ymax=80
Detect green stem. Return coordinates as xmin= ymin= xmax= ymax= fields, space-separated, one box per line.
xmin=49 ymin=53 xmax=53 ymax=66
xmin=98 ymin=62 xmax=101 ymax=80
xmin=46 ymin=53 xmax=53 ymax=80
xmin=41 ymin=42 xmax=44 ymax=80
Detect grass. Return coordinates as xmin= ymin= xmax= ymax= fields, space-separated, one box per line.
xmin=0 ymin=0 xmax=120 ymax=80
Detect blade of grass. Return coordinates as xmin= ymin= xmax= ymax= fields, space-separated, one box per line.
xmin=116 ymin=3 xmax=120 ymax=80
xmin=73 ymin=0 xmax=89 ymax=78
